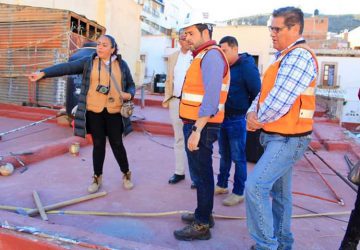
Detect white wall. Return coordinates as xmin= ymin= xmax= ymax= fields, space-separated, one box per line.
xmin=348 ymin=26 xmax=360 ymax=49
xmin=213 ymin=26 xmax=272 ymax=76
xmin=317 ymin=56 xmax=360 ymax=96
xmin=317 ymin=55 xmax=360 ymax=123
xmin=140 ymin=35 xmax=172 ymax=82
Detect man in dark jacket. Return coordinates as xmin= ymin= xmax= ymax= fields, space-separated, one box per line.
xmin=215 ymin=36 xmax=261 ymax=206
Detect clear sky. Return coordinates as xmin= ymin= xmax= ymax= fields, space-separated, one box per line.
xmin=188 ymin=0 xmax=360 ymax=21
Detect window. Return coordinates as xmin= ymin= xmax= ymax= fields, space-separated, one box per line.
xmin=69 ymin=14 xmax=105 ymax=40
xmin=79 ymin=20 xmax=87 ymax=37
xmin=89 ymin=25 xmax=96 ymax=40
xmin=320 ymin=62 xmax=338 ymax=88
xmin=70 ymin=17 xmax=78 ymax=33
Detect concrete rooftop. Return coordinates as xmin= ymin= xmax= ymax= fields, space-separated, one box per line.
xmin=0 ymin=92 xmax=359 ymax=250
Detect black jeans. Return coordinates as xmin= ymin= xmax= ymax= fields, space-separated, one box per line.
xmin=86 ymin=109 xmax=129 ymax=176
xmin=340 ymin=187 xmax=360 ymax=250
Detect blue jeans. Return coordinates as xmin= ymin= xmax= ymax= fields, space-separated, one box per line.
xmin=217 ymin=114 xmax=247 ymax=195
xmin=245 ymin=132 xmax=311 ymax=250
xmin=183 ymin=122 xmax=220 ymax=225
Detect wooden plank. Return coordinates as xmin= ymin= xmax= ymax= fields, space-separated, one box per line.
xmin=32 ymin=191 xmax=48 ymax=221
xmin=27 ymin=191 xmax=107 ymax=216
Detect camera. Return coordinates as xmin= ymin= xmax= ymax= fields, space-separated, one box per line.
xmin=96 ymin=84 xmax=109 ymax=95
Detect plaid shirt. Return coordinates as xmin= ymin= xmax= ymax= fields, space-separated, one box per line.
xmin=248 ymin=39 xmax=317 ymax=123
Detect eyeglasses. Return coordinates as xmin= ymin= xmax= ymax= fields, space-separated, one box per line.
xmin=268 ymin=26 xmax=288 ymax=33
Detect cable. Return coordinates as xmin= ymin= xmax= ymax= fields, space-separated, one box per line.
xmin=131 ymin=111 xmax=174 ymax=149
xmin=0 ymin=205 xmax=350 ymax=220
xmin=293 ymin=203 xmax=348 ymax=223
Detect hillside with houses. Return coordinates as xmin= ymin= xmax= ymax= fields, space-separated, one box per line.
xmin=224 ymin=13 xmax=360 ymax=33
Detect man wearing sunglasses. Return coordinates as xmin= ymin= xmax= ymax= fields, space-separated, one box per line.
xmin=245 ymin=7 xmax=318 ymax=250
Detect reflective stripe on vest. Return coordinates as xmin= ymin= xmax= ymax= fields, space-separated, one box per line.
xmin=299 ymin=109 xmax=314 ymax=119
xmin=179 ymin=45 xmax=230 ymax=123
xmin=181 ymin=83 xmax=229 ymax=103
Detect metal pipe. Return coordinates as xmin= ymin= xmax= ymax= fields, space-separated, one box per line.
xmin=0 ymin=113 xmax=66 ymax=140
xmin=344 ymin=154 xmax=355 ymax=171
xmin=141 ymin=84 xmax=145 ymax=109
xmin=292 ymin=191 xmax=340 ymax=205
xmin=304 ymin=153 xmax=344 ymax=205
xmin=308 ymin=146 xmax=357 ymax=192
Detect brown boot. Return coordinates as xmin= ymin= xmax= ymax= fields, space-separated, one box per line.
xmin=174 ymin=222 xmax=211 ymax=241
xmin=181 ymin=213 xmax=215 ymax=228
xmin=88 ymin=175 xmax=102 ymax=193
xmin=123 ymin=171 xmax=134 ymax=190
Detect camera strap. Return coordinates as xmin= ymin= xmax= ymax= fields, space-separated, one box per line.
xmin=101 ymin=59 xmax=125 ymax=103
xmin=98 ymin=59 xmax=112 ymax=91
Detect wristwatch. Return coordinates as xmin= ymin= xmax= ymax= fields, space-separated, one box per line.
xmin=192 ymin=125 xmax=201 ymax=133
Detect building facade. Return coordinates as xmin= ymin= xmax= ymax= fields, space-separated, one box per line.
xmin=136 ymin=0 xmax=191 ymax=35
xmin=1 ymin=0 xmax=142 ymax=75
xmin=315 ymin=50 xmax=360 ymax=129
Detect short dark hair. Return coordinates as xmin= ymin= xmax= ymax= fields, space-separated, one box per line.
xmin=219 ymin=36 xmax=238 ymax=48
xmin=195 ymin=23 xmax=213 ymax=39
xmin=103 ymin=34 xmax=118 ymax=55
xmin=272 ymin=6 xmax=304 ymax=34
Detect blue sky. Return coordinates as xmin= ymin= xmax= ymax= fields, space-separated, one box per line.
xmin=189 ymin=0 xmax=360 ymax=21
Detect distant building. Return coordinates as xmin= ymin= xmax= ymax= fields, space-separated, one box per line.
xmin=136 ymin=0 xmax=191 ymax=35
xmin=303 ymin=14 xmax=349 ymax=49
xmin=136 ymin=0 xmax=192 ymax=86
xmin=303 ymin=15 xmax=328 ymax=42
xmin=0 ymin=0 xmax=142 ymax=75
xmin=315 ymin=49 xmax=360 ymax=130
xmin=0 ymin=3 xmax=105 ymax=107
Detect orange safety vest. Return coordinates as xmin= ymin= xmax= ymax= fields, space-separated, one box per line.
xmin=179 ymin=45 xmax=230 ymax=123
xmin=259 ymin=44 xmax=318 ymax=136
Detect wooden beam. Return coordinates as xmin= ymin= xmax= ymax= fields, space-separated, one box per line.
xmin=27 ymin=191 xmax=107 ymax=216
xmin=32 ymin=191 xmax=48 ymax=221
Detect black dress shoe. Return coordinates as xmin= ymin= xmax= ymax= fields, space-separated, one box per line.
xmin=168 ymin=174 xmax=185 ymax=184
xmin=191 ymin=182 xmax=197 ymax=189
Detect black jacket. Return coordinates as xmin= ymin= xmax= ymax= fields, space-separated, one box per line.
xmin=42 ymin=53 xmax=136 ymax=137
